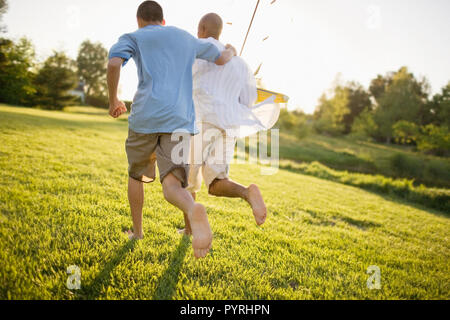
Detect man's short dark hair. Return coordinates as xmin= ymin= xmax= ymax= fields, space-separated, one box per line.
xmin=137 ymin=1 xmax=164 ymax=22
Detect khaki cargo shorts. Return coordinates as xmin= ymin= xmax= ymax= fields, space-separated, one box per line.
xmin=125 ymin=129 xmax=191 ymax=188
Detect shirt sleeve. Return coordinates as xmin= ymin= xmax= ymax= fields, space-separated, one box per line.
xmin=239 ymin=61 xmax=258 ymax=107
xmin=108 ymin=34 xmax=137 ymax=66
xmin=195 ymin=38 xmax=221 ymax=63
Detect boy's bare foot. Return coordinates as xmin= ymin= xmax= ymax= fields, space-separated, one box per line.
xmin=247 ymin=184 xmax=267 ymax=226
xmin=189 ymin=203 xmax=213 ymax=259
xmin=125 ymin=230 xmax=143 ymax=240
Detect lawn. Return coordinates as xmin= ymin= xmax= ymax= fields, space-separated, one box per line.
xmin=278 ymin=131 xmax=450 ymax=189
xmin=0 ymin=105 xmax=449 ymax=299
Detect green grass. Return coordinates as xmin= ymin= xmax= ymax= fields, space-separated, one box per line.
xmin=0 ymin=105 xmax=449 ymax=300
xmin=278 ymin=132 xmax=450 ymax=188
xmin=279 ymin=161 xmax=450 ymax=212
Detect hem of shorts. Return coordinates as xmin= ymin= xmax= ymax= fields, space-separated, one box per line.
xmin=159 ymin=166 xmax=188 ymax=189
xmin=129 ymin=175 xmax=155 ymax=184
xmin=204 ymin=171 xmax=228 ymax=190
xmin=185 ymin=185 xmax=201 ymax=193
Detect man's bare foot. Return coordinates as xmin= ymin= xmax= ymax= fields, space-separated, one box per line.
xmin=247 ymin=184 xmax=267 ymax=226
xmin=177 ymin=212 xmax=192 ymax=236
xmin=125 ymin=230 xmax=143 ymax=240
xmin=189 ymin=203 xmax=212 ymax=259
xmin=177 ymin=228 xmax=192 ymax=236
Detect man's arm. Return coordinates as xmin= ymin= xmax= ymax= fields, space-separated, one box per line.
xmin=215 ymin=44 xmax=237 ymax=66
xmin=107 ymin=57 xmax=127 ymax=118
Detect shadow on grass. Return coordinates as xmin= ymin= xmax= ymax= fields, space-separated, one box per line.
xmin=304 ymin=208 xmax=382 ymax=230
xmin=152 ymin=235 xmax=191 ymax=300
xmin=339 ymin=216 xmax=382 ymax=230
xmin=79 ymin=240 xmax=136 ymax=299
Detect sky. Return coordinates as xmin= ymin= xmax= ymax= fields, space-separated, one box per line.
xmin=4 ymin=0 xmax=450 ymax=113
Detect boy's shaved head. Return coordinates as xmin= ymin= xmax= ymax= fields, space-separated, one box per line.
xmin=198 ymin=13 xmax=223 ymax=40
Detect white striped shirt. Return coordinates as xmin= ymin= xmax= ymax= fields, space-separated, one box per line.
xmin=193 ymin=37 xmax=268 ymax=137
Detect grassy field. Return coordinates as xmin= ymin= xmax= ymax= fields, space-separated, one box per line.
xmin=0 ymin=105 xmax=449 ymax=300
xmin=279 ymin=131 xmax=450 ymax=189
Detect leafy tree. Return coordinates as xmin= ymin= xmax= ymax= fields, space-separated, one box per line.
xmin=34 ymin=51 xmax=78 ymax=110
xmin=331 ymin=86 xmax=351 ymax=129
xmin=369 ymin=73 xmax=393 ymax=104
xmin=342 ymin=82 xmax=372 ymax=133
xmin=0 ymin=37 xmax=36 ymax=105
xmin=277 ymin=108 xmax=311 ymax=139
xmin=417 ymin=124 xmax=450 ymax=156
xmin=0 ymin=0 xmax=6 ymax=13
xmin=314 ymin=78 xmax=372 ymax=135
xmin=0 ymin=0 xmax=7 ymax=32
xmin=425 ymin=82 xmax=450 ymax=127
xmin=76 ymin=40 xmax=108 ymax=99
xmin=351 ymin=109 xmax=378 ymax=140
xmin=372 ymin=67 xmax=429 ymax=143
xmin=314 ymin=92 xmax=347 ymax=135
xmin=393 ymin=120 xmax=420 ymax=145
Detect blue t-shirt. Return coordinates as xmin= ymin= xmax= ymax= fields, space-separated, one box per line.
xmin=109 ymin=25 xmax=221 ymax=134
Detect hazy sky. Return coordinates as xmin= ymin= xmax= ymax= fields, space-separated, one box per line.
xmin=4 ymin=0 xmax=450 ymax=113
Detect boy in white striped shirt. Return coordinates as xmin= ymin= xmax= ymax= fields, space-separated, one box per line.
xmin=181 ymin=13 xmax=268 ymax=236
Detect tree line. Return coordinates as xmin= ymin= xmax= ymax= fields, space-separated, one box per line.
xmin=2 ymin=37 xmax=446 ymax=157
xmin=0 ymin=1 xmax=448 ymax=156
xmin=312 ymin=67 xmax=449 ymax=156
xmin=0 ymin=36 xmax=109 ymax=110
xmin=277 ymin=67 xmax=449 ymax=157
xmin=0 ymin=1 xmax=109 ymax=109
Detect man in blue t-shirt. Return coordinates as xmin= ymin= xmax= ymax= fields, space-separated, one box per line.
xmin=107 ymin=1 xmax=237 ymax=259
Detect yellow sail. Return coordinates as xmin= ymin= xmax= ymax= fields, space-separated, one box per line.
xmin=256 ymin=88 xmax=289 ymax=103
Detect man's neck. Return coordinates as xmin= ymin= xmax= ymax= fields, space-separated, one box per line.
xmin=201 ymin=35 xmax=220 ymax=40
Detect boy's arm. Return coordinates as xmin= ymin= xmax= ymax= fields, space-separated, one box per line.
xmin=196 ymin=38 xmax=237 ymax=66
xmin=107 ymin=34 xmax=136 ymax=118
xmin=107 ymin=57 xmax=127 ymax=118
xmin=215 ymin=44 xmax=237 ymax=66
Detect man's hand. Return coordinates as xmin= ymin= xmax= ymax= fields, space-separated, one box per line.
xmin=225 ymin=44 xmax=237 ymax=57
xmin=109 ymin=99 xmax=127 ymax=118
